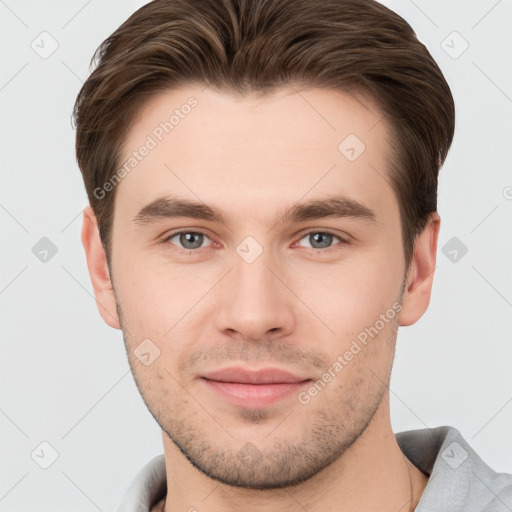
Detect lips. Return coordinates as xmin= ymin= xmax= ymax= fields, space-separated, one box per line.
xmin=200 ymin=367 xmax=311 ymax=408
xmin=202 ymin=367 xmax=308 ymax=384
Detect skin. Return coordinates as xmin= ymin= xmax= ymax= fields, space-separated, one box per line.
xmin=82 ymin=85 xmax=439 ymax=511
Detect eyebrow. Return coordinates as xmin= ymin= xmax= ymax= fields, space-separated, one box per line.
xmin=132 ymin=194 xmax=377 ymax=226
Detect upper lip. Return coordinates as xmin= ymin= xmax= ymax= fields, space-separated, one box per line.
xmin=201 ymin=367 xmax=310 ymax=384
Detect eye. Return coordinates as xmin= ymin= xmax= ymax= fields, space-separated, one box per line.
xmin=296 ymin=231 xmax=343 ymax=250
xmin=165 ymin=231 xmax=212 ymax=250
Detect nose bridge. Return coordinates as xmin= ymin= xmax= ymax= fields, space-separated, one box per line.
xmin=215 ymin=242 xmax=295 ymax=340
xmin=234 ymin=249 xmax=276 ymax=299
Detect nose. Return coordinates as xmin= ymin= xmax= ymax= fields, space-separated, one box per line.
xmin=214 ymin=249 xmax=296 ymax=343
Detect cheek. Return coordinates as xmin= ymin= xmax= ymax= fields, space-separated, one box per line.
xmin=290 ymin=250 xmax=403 ymax=339
xmin=113 ymin=252 xmax=216 ymax=336
xmin=127 ymin=353 xmax=188 ymax=421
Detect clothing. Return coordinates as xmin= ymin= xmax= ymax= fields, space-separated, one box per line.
xmin=116 ymin=426 xmax=512 ymax=511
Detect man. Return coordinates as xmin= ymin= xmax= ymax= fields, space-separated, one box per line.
xmin=74 ymin=0 xmax=512 ymax=510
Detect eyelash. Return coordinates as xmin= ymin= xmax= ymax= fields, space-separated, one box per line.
xmin=162 ymin=229 xmax=348 ymax=255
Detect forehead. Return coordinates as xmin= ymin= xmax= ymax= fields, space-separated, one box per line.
xmin=115 ymin=85 xmax=397 ymax=224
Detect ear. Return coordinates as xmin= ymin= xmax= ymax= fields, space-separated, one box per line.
xmin=399 ymin=212 xmax=440 ymax=326
xmin=81 ymin=206 xmax=121 ymax=329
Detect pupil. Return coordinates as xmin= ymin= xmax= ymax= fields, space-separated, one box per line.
xmin=310 ymin=232 xmax=332 ymax=248
xmin=180 ymin=232 xmax=203 ymax=249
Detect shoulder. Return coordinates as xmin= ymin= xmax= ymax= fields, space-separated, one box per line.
xmin=396 ymin=425 xmax=512 ymax=511
xmin=116 ymin=454 xmax=167 ymax=512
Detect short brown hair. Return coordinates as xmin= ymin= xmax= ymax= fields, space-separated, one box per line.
xmin=73 ymin=0 xmax=455 ymax=270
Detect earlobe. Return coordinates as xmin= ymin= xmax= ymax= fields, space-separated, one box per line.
xmin=399 ymin=212 xmax=441 ymax=326
xmin=81 ymin=206 xmax=121 ymax=329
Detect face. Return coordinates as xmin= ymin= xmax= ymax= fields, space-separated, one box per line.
xmin=104 ymin=86 xmax=409 ymax=488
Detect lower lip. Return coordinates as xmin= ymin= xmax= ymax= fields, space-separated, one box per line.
xmin=202 ymin=378 xmax=311 ymax=408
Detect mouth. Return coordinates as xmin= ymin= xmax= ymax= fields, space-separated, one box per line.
xmin=200 ymin=367 xmax=312 ymax=408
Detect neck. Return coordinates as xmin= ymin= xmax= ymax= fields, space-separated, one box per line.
xmin=158 ymin=400 xmax=428 ymax=512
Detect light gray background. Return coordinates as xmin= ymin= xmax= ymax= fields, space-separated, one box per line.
xmin=1 ymin=0 xmax=511 ymax=510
